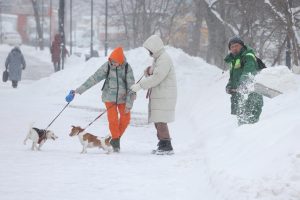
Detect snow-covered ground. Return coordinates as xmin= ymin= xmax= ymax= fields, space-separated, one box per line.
xmin=0 ymin=45 xmax=300 ymax=200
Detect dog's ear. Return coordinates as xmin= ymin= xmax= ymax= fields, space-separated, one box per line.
xmin=105 ymin=136 xmax=112 ymax=144
xmin=71 ymin=125 xmax=75 ymax=128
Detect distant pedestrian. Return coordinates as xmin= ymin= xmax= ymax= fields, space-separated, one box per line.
xmin=5 ymin=46 xmax=26 ymax=88
xmin=50 ymin=34 xmax=68 ymax=72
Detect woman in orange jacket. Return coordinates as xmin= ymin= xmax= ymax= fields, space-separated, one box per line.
xmin=68 ymin=47 xmax=136 ymax=152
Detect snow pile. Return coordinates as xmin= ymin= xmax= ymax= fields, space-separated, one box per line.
xmin=0 ymin=45 xmax=300 ymax=200
xmin=256 ymin=66 xmax=298 ymax=92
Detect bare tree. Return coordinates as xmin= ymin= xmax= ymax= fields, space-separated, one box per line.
xmin=110 ymin=0 xmax=186 ymax=49
xmin=190 ymin=0 xmax=300 ymax=68
xmin=98 ymin=0 xmax=300 ymax=69
xmin=31 ymin=0 xmax=44 ymax=50
xmin=265 ymin=0 xmax=300 ymax=66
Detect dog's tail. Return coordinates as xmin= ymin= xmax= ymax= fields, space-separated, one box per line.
xmin=24 ymin=122 xmax=35 ymax=145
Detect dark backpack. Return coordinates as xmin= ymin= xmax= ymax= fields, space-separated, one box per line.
xmin=255 ymin=56 xmax=266 ymax=70
xmin=241 ymin=53 xmax=266 ymax=71
xmin=101 ymin=62 xmax=129 ymax=91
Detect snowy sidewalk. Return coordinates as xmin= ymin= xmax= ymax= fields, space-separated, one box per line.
xmin=0 ymin=46 xmax=300 ymax=200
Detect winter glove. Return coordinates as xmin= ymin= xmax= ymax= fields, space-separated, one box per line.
xmin=144 ymin=66 xmax=153 ymax=77
xmin=226 ymin=87 xmax=236 ymax=95
xmin=65 ymin=90 xmax=75 ymax=103
xmin=130 ymin=83 xmax=142 ymax=92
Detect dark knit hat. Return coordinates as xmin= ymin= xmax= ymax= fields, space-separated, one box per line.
xmin=228 ymin=36 xmax=245 ymax=49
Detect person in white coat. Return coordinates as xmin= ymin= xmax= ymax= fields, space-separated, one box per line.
xmin=131 ymin=35 xmax=177 ymax=155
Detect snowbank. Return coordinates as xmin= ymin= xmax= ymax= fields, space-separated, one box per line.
xmin=256 ymin=66 xmax=298 ymax=92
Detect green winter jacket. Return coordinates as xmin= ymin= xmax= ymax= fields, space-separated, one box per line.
xmin=225 ymin=46 xmax=259 ymax=89
xmin=224 ymin=46 xmax=263 ymax=125
xmin=75 ymin=61 xmax=136 ymax=109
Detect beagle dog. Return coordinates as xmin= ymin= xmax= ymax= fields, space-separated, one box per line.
xmin=69 ymin=126 xmax=112 ymax=154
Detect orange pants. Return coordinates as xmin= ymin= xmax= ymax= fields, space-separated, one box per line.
xmin=105 ymin=102 xmax=131 ymax=139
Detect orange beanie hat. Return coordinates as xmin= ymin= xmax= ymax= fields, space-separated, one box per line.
xmin=109 ymin=47 xmax=125 ymax=65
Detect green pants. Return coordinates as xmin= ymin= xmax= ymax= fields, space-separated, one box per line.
xmin=231 ymin=92 xmax=263 ymax=125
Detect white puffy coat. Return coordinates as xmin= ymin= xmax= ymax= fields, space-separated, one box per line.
xmin=140 ymin=35 xmax=177 ymax=123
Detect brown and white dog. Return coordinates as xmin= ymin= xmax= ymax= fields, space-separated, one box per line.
xmin=24 ymin=124 xmax=58 ymax=151
xmin=69 ymin=125 xmax=112 ymax=154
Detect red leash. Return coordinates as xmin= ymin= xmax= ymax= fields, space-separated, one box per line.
xmin=82 ymin=74 xmax=144 ymax=131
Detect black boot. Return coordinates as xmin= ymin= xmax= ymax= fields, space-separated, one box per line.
xmin=152 ymin=140 xmax=162 ymax=154
xmin=152 ymin=139 xmax=174 ymax=155
xmin=110 ymin=138 xmax=120 ymax=152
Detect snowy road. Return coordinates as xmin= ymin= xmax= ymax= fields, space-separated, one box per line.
xmin=0 ymin=46 xmax=53 ymax=81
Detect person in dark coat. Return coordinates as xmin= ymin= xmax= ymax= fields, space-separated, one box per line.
xmin=50 ymin=34 xmax=68 ymax=72
xmin=5 ymin=46 xmax=26 ymax=88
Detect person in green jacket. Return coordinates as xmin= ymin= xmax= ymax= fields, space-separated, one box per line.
xmin=224 ymin=36 xmax=263 ymax=126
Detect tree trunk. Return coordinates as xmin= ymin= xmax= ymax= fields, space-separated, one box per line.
xmin=189 ymin=0 xmax=203 ymax=57
xmin=198 ymin=0 xmax=227 ymax=67
xmin=286 ymin=1 xmax=299 ymax=66
xmin=272 ymin=36 xmax=287 ymax=66
xmin=58 ymin=0 xmax=65 ymax=71
xmin=120 ymin=0 xmax=130 ymax=48
xmin=31 ymin=0 xmax=44 ymax=50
